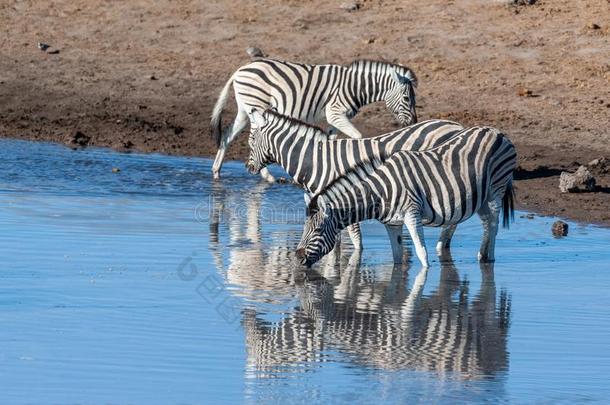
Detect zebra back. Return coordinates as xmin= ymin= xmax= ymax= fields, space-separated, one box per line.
xmin=249 ymin=110 xmax=464 ymax=195
xmin=313 ymin=127 xmax=517 ymax=228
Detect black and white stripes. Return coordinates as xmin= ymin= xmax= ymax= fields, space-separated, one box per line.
xmin=296 ymin=127 xmax=517 ymax=267
xmin=246 ymin=110 xmax=462 ymax=196
xmin=246 ymin=109 xmax=464 ymax=252
xmin=210 ymin=58 xmax=418 ymax=181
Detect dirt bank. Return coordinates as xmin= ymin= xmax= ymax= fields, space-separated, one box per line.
xmin=1 ymin=0 xmax=609 ymax=225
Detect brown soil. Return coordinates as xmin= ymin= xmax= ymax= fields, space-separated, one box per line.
xmin=1 ymin=0 xmax=609 ymax=225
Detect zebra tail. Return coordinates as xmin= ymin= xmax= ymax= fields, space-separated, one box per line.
xmin=502 ymin=180 xmax=515 ymax=229
xmin=210 ymin=74 xmax=235 ymax=147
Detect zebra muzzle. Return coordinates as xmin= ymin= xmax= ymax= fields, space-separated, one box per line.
xmin=295 ymin=248 xmax=310 ymax=266
xmin=245 ymin=160 xmax=259 ymax=174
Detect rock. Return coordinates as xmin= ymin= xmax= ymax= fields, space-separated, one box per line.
xmin=69 ymin=130 xmax=90 ymax=147
xmin=587 ymin=23 xmax=601 ymax=30
xmin=246 ymin=46 xmax=265 ymax=58
xmin=588 ymin=157 xmax=607 ymax=168
xmin=112 ymin=167 xmax=121 ymax=173
xmin=559 ymin=165 xmax=596 ymax=193
xmin=149 ymin=75 xmax=157 ymax=80
xmin=508 ymin=0 xmax=536 ymax=5
xmin=339 ymin=1 xmax=360 ymax=11
xmin=552 ymin=220 xmax=568 ymax=237
xmin=518 ymin=87 xmax=533 ymax=97
xmin=37 ymin=42 xmax=50 ymax=51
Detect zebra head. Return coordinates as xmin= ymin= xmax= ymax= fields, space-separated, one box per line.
xmin=246 ymin=109 xmax=273 ymax=174
xmin=296 ymin=196 xmax=339 ymax=267
xmin=385 ymin=69 xmax=418 ymax=126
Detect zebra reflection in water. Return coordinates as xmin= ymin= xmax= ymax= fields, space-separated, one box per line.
xmin=242 ymin=252 xmax=510 ymax=379
xmin=208 ymin=181 xmax=343 ymax=303
xmin=208 ymin=181 xmax=301 ymax=303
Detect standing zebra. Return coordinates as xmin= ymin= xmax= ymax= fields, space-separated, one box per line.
xmin=210 ymin=58 xmax=418 ymax=182
xmin=246 ymin=109 xmax=464 ymax=251
xmin=296 ymin=127 xmax=517 ymax=267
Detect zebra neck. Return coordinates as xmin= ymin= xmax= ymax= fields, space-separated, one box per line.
xmin=347 ymin=68 xmax=392 ymax=107
xmin=271 ymin=123 xmax=325 ymax=183
xmin=328 ymin=188 xmax=382 ymax=230
xmin=312 ymin=140 xmax=384 ymax=194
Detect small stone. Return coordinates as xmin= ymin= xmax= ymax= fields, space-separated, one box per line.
xmin=69 ymin=130 xmax=90 ymax=147
xmin=507 ymin=0 xmax=536 ymax=5
xmin=246 ymin=46 xmax=265 ymax=58
xmin=112 ymin=167 xmax=121 ymax=173
xmin=587 ymin=22 xmax=601 ymax=30
xmin=149 ymin=75 xmax=157 ymax=80
xmin=588 ymin=157 xmax=607 ymax=168
xmin=339 ymin=1 xmax=360 ymax=11
xmin=518 ymin=87 xmax=533 ymax=97
xmin=559 ymin=165 xmax=596 ymax=193
xmin=552 ymin=220 xmax=569 ymax=237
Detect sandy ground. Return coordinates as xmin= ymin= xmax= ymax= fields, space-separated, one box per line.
xmin=1 ymin=0 xmax=609 ymax=225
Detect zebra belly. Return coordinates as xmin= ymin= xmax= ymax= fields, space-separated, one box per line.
xmin=420 ymin=199 xmax=474 ymax=227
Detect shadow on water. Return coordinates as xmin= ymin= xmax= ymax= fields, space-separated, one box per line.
xmin=207 ymin=182 xmax=511 ymax=381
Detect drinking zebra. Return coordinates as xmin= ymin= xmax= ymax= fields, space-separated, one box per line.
xmin=210 ymin=58 xmax=418 ymax=182
xmin=296 ymin=127 xmax=517 ymax=267
xmin=245 ymin=109 xmax=464 ymax=251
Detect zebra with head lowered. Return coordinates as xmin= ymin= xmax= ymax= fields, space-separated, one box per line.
xmin=296 ymin=127 xmax=517 ymax=267
xmin=210 ymin=58 xmax=418 ymax=182
xmin=245 ymin=109 xmax=464 ymax=253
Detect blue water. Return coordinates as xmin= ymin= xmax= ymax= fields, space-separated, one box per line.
xmin=1 ymin=139 xmax=609 ymax=404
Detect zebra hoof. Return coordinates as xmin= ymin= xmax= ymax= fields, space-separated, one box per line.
xmin=477 ymin=252 xmax=495 ymax=263
xmin=212 ymin=172 xmax=221 ymax=181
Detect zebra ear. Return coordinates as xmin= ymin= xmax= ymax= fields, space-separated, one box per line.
xmin=391 ymin=69 xmax=402 ymax=85
xmin=405 ymin=70 xmax=418 ymax=88
xmin=250 ymin=108 xmax=267 ymax=128
xmin=306 ymin=195 xmax=319 ymax=215
xmin=391 ymin=69 xmax=417 ymax=87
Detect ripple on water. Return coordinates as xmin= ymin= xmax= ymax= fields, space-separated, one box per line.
xmin=1 ymin=139 xmax=610 ymax=404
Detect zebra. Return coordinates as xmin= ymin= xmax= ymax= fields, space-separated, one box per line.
xmin=210 ymin=58 xmax=418 ymax=182
xmin=246 ymin=108 xmax=464 ymax=251
xmin=295 ymin=127 xmax=517 ymax=267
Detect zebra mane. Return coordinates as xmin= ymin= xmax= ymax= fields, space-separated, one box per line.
xmin=263 ymin=109 xmax=329 ymax=139
xmin=347 ymin=59 xmax=418 ymax=88
xmin=309 ymin=157 xmax=382 ymax=213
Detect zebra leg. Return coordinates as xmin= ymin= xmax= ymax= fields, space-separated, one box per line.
xmin=477 ymin=199 xmax=500 ymax=262
xmin=326 ymin=109 xmax=363 ymax=139
xmin=435 ymin=224 xmax=457 ymax=253
xmin=347 ymin=224 xmax=363 ymax=250
xmin=384 ymin=224 xmax=403 ymax=264
xmin=212 ymin=108 xmax=249 ymax=180
xmin=404 ymin=210 xmax=429 ymax=267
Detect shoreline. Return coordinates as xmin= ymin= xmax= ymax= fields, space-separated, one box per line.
xmin=1 ymin=0 xmax=608 ymax=226
xmin=2 ymin=133 xmax=608 ymax=228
